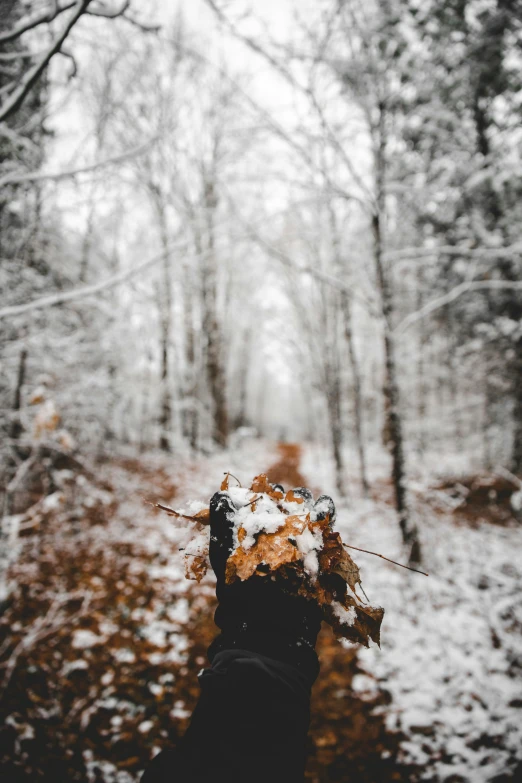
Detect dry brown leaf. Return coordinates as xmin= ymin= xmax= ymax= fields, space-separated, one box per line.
xmin=184 ymin=555 xmax=208 ymax=582
xmin=285 ymin=489 xmax=305 ymax=504
xmin=193 ymin=508 xmax=210 ymax=524
xmin=250 ymin=473 xmax=273 ymax=495
xmin=319 ymin=531 xmax=361 ymax=592
xmin=221 ymin=473 xmax=230 ymax=491
xmin=325 ymin=597 xmax=384 ymax=648
xmin=226 ymin=514 xmax=306 ymax=582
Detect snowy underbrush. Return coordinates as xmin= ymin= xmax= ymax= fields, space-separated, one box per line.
xmin=302 ymin=443 xmax=522 ymax=783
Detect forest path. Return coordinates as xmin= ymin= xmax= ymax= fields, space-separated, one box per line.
xmin=264 ymin=441 xmax=308 ymax=488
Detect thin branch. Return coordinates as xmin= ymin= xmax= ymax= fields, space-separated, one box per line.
xmin=0 ymin=137 xmax=157 ymax=188
xmin=0 ymin=0 xmax=93 ymax=123
xmin=57 ymin=48 xmax=78 ymax=80
xmin=243 ymin=495 xmax=262 ymax=508
xmin=0 ymin=235 xmax=185 ymax=320
xmin=118 ymin=12 xmax=160 ymax=32
xmin=225 ymin=194 xmax=379 ymax=316
xmin=86 ymin=0 xmax=129 ymax=18
xmin=343 ymin=543 xmax=429 ymax=576
xmin=149 ymin=502 xmax=210 ymax=525
xmin=204 ymin=0 xmax=375 ymax=208
xmin=0 ymin=221 xmax=286 ymax=321
xmin=384 ymin=242 xmax=522 ymax=263
xmin=395 ymin=279 xmax=522 ymax=335
xmin=0 ymin=1 xmax=76 ymax=44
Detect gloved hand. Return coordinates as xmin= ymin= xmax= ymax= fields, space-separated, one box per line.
xmin=141 ymin=483 xmax=336 ymax=783
xmin=207 ymin=484 xmax=336 ymax=684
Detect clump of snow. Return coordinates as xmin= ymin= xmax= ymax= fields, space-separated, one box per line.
xmin=170 ymin=700 xmax=191 ymax=720
xmin=228 ymin=492 xmax=286 ymax=550
xmin=227 ymin=487 xmax=253 ymax=508
xmin=72 ymin=630 xmax=105 ymax=649
xmin=332 ymin=601 xmax=356 ymax=626
xmin=184 ymin=531 xmax=208 ymax=557
xmin=295 ymin=526 xmax=323 ymax=579
xmin=281 ymin=498 xmax=308 ymax=515
xmin=62 ymin=659 xmax=89 ymax=675
xmin=110 ymin=648 xmax=136 ymax=664
xmin=511 ymin=489 xmax=522 ymax=512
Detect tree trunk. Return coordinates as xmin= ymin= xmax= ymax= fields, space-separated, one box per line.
xmin=8 ymin=348 xmax=27 ymax=444
xmin=152 ymin=194 xmax=173 ymax=452
xmin=341 ymin=292 xmax=369 ymax=496
xmin=202 ymin=180 xmax=228 ymax=448
xmin=373 ymin=104 xmax=421 ymax=563
xmin=183 ymin=278 xmax=199 ymax=451
xmin=512 ymin=343 xmax=522 ymax=474
xmin=327 ymin=380 xmax=345 ymax=496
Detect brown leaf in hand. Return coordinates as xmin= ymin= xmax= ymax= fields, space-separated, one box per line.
xmin=319 ymin=531 xmax=361 ymax=592
xmin=250 ymin=473 xmax=273 ymax=494
xmin=226 ymin=514 xmax=305 ymax=582
xmin=285 ymin=489 xmax=304 ymax=504
xmin=325 ymin=596 xmax=384 ymax=648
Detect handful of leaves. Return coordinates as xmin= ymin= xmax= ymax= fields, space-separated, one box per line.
xmin=156 ymin=473 xmax=387 ymax=647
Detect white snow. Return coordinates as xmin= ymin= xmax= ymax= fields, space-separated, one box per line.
xmin=331 ymin=601 xmax=356 ymax=626
xmin=228 ymin=492 xmax=286 ymax=550
xmin=71 ymin=629 xmax=105 ymax=649
xmin=295 ymin=526 xmax=323 ymax=579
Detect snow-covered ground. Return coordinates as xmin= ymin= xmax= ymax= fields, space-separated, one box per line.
xmin=302 ymin=443 xmax=522 ymax=782
xmin=3 ymin=436 xmax=521 ymax=782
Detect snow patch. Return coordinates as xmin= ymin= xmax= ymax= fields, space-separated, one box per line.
xmin=332 ymin=602 xmax=356 ymax=626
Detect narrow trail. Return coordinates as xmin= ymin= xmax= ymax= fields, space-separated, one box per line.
xmin=264 ymin=442 xmax=308 ymax=488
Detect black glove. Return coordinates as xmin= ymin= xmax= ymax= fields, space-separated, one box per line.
xmin=207 ymin=486 xmax=335 ymax=684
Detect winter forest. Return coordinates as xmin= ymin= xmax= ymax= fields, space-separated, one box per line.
xmin=1 ymin=0 xmax=522 ymax=781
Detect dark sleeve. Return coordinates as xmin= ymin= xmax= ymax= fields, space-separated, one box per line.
xmin=142 ymin=649 xmax=312 ymax=783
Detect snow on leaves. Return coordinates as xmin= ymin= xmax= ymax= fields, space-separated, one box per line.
xmin=170 ymin=473 xmax=384 ymax=647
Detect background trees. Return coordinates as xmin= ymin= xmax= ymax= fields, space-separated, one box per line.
xmin=1 ymin=0 xmax=521 ymax=561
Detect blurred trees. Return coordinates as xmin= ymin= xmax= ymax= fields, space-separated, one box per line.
xmin=1 ymin=0 xmax=521 ymax=565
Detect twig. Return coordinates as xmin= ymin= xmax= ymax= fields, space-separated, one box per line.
xmin=224 ymin=471 xmax=242 ymax=487
xmin=358 ymin=582 xmax=370 ymax=602
xmin=243 ymin=495 xmax=261 ymax=508
xmin=343 ymin=543 xmax=429 ymax=576
xmin=147 ymin=500 xmax=210 ymax=525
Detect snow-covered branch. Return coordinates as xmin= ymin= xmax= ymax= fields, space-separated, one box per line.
xmin=0 ymin=137 xmax=157 ymax=188
xmin=395 ymin=279 xmax=522 ymax=334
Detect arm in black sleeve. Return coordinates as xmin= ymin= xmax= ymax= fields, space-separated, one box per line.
xmin=142 ymin=487 xmax=331 ymax=783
